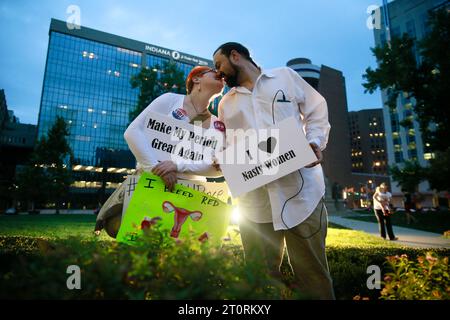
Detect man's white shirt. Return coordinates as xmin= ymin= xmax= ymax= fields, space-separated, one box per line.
xmin=218 ymin=67 xmax=331 ymax=230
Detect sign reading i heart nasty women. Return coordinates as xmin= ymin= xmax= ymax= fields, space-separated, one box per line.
xmin=144 ymin=111 xmax=224 ymax=165
xmin=116 ymin=173 xmax=232 ymax=245
xmin=216 ymin=117 xmax=317 ymax=198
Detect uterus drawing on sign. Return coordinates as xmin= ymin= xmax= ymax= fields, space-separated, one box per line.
xmin=162 ymin=201 xmax=203 ymax=238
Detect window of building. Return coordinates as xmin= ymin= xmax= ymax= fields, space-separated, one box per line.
xmin=391 ymin=26 xmax=401 ymax=38
xmin=408 ymin=149 xmax=417 ymax=159
xmin=395 ymin=151 xmax=404 ymax=163
xmin=406 ymin=135 xmax=416 ymax=144
xmin=424 ymin=153 xmax=435 ymax=160
xmin=406 ymin=20 xmax=417 ymax=39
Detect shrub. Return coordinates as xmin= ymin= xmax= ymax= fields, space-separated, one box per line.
xmin=1 ymin=228 xmax=449 ymax=300
xmin=380 ymin=252 xmax=449 ymax=300
xmin=327 ymin=247 xmax=450 ymax=300
xmin=0 ymin=225 xmax=304 ymax=300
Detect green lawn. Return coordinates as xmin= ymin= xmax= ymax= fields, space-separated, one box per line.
xmin=346 ymin=210 xmax=450 ymax=234
xmin=0 ymin=214 xmax=448 ymax=300
xmin=0 ymin=214 xmax=112 ymax=241
xmin=0 ymin=214 xmax=400 ymax=249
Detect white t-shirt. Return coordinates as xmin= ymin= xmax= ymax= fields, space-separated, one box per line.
xmin=373 ymin=191 xmax=392 ymax=210
xmin=124 ymin=93 xmax=224 ymax=180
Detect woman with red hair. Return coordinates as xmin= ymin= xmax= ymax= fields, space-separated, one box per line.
xmin=125 ymin=66 xmax=225 ymax=184
xmin=95 ymin=66 xmax=224 ymax=237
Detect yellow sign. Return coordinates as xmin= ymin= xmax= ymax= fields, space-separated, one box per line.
xmin=117 ymin=173 xmax=232 ymax=245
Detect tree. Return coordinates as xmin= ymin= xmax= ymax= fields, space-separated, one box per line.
xmin=16 ymin=116 xmax=73 ymax=213
xmin=389 ymin=161 xmax=426 ymax=194
xmin=363 ymin=8 xmax=450 ymax=191
xmin=129 ymin=61 xmax=186 ymax=122
xmin=426 ymin=147 xmax=450 ymax=192
xmin=363 ymin=8 xmax=449 ymax=152
xmin=44 ymin=117 xmax=74 ymax=213
xmin=15 ymin=161 xmax=48 ymax=212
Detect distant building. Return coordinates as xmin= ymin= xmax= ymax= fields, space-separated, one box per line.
xmin=347 ymin=108 xmax=390 ymax=208
xmin=349 ymin=109 xmax=388 ymax=175
xmin=0 ymin=89 xmax=37 ymax=212
xmin=37 ymin=19 xmax=214 ymax=208
xmin=0 ymin=90 xmax=8 ymax=130
xmin=373 ymin=0 xmax=448 ymax=206
xmin=7 ymin=110 xmax=19 ymax=124
xmin=287 ymin=58 xmax=352 ymax=206
xmin=0 ymin=121 xmax=36 ymax=149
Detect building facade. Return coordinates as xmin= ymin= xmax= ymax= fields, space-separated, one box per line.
xmin=0 ymin=90 xmax=8 ymax=130
xmin=0 ymin=89 xmax=37 ymax=212
xmin=287 ymin=58 xmax=353 ymax=207
xmin=37 ymin=19 xmax=213 ymax=208
xmin=347 ymin=108 xmax=390 ymax=208
xmin=373 ymin=0 xmax=447 ymax=205
xmin=349 ymin=109 xmax=388 ymax=175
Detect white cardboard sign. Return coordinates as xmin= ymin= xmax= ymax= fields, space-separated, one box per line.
xmin=216 ymin=117 xmax=317 ymax=198
xmin=143 ymin=111 xmax=224 ymax=164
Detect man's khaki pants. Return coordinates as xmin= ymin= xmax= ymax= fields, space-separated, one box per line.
xmin=238 ymin=200 xmax=336 ymax=300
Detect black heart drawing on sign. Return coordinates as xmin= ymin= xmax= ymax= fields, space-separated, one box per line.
xmin=258 ymin=137 xmax=277 ymax=154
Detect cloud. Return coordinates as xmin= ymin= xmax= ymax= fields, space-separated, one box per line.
xmin=86 ymin=4 xmax=186 ymax=48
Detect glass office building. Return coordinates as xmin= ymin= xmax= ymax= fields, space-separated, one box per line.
xmin=37 ymin=19 xmax=213 ymax=207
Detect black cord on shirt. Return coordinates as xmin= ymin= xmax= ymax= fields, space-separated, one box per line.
xmin=272 ymin=90 xmax=324 ymax=240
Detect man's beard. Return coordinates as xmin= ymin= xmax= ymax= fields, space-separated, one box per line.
xmin=223 ymin=62 xmax=240 ymax=88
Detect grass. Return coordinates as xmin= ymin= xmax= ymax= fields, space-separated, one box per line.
xmin=1 ymin=214 xmax=448 ymax=300
xmin=0 ymin=214 xmax=400 ymax=250
xmin=346 ymin=210 xmax=450 ymax=234
xmin=0 ymin=214 xmax=111 ymax=241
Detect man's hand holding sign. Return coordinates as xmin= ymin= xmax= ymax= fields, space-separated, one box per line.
xmin=216 ymin=117 xmax=318 ymax=198
xmin=305 ymin=143 xmax=322 ymax=168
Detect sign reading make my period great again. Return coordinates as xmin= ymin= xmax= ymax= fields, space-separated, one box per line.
xmin=143 ymin=111 xmax=224 ymax=165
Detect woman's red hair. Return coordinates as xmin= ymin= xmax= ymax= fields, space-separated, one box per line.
xmin=186 ymin=66 xmax=212 ymax=94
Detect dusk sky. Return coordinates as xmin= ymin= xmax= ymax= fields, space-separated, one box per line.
xmin=0 ymin=0 xmax=385 ymax=124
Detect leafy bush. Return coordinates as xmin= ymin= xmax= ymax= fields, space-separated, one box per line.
xmin=1 ymin=224 xmax=449 ymax=300
xmin=326 ymin=247 xmax=449 ymax=300
xmin=380 ymin=252 xmax=449 ymax=300
xmin=0 ymin=225 xmax=305 ymax=300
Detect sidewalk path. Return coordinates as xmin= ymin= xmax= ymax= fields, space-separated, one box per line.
xmin=329 ymin=215 xmax=450 ymax=249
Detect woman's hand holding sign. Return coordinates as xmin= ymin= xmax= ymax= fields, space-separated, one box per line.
xmin=152 ymin=160 xmax=177 ymax=176
xmin=152 ymin=161 xmax=178 ymax=191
